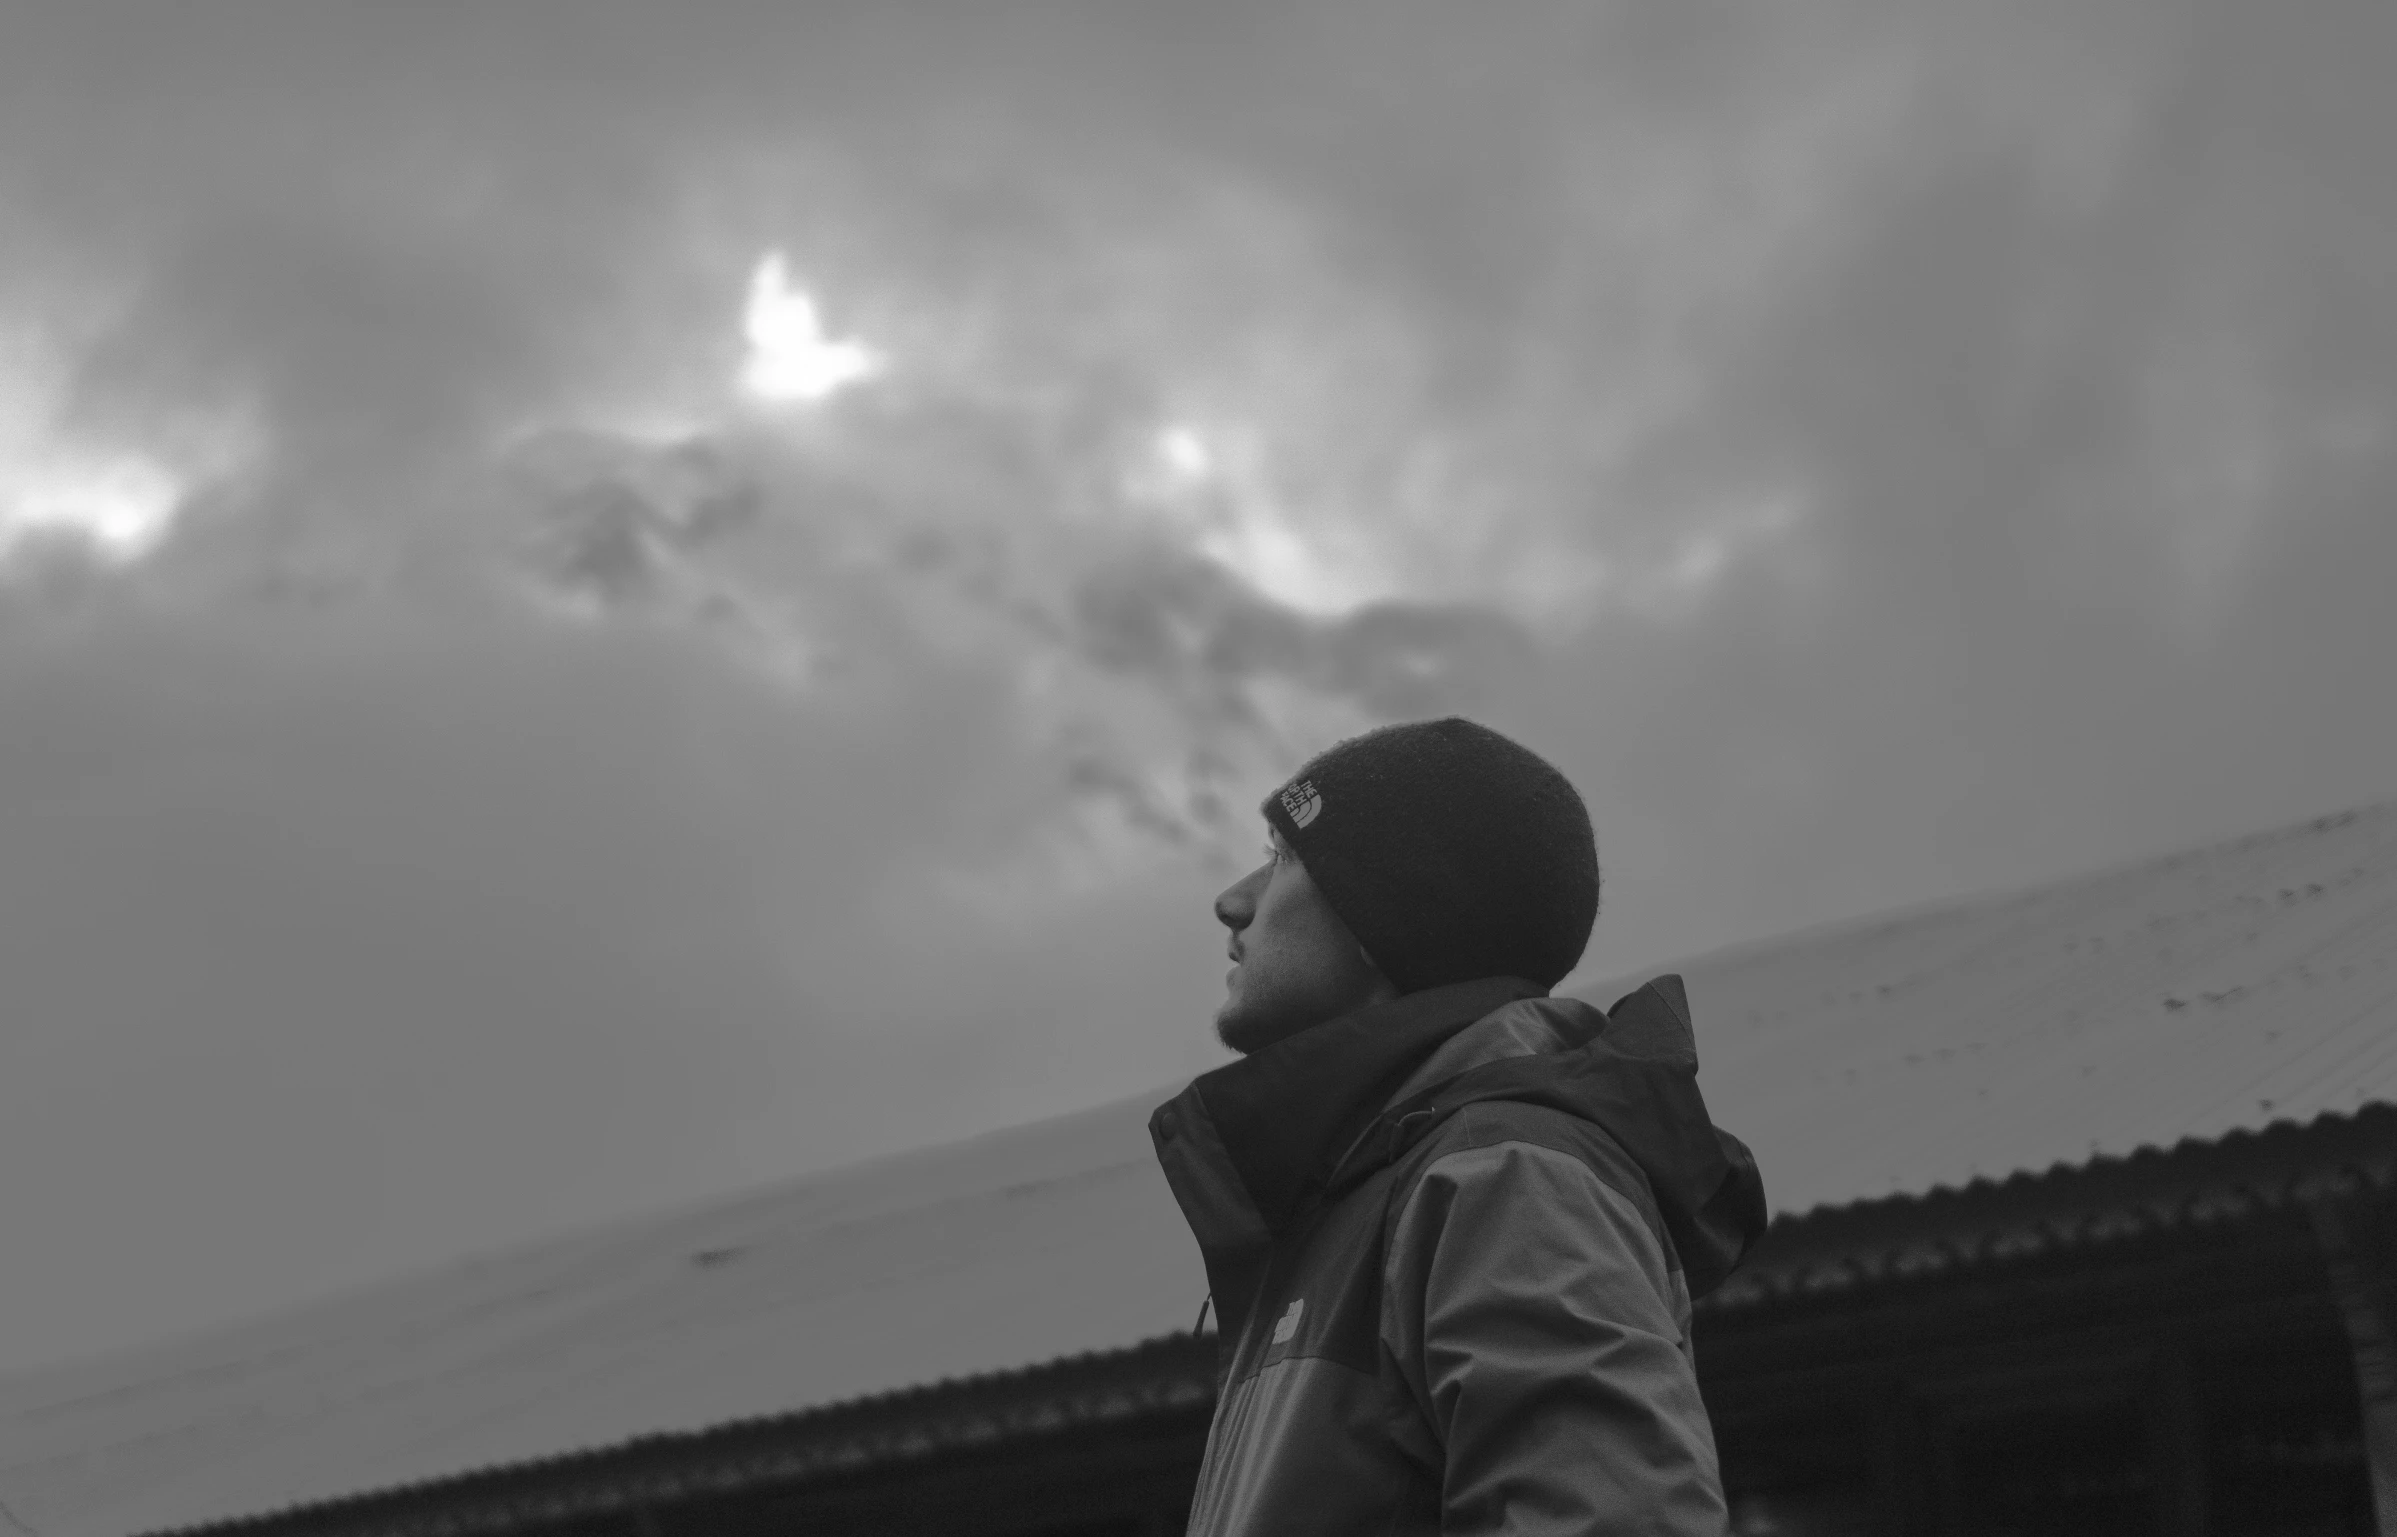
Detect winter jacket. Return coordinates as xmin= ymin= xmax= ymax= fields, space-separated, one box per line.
xmin=1150 ymin=973 xmax=1768 ymax=1537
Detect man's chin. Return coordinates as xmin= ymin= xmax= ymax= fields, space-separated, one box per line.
xmin=1215 ymin=997 xmax=1305 ymax=1057
xmin=1213 ymin=1000 xmax=1270 ymax=1057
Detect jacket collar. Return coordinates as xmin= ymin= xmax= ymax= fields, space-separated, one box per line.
xmin=1377 ymin=992 xmax=1605 ymax=1111
xmin=1150 ymin=976 xmax=1544 ymax=1251
xmin=1153 ymin=971 xmax=1768 ymax=1313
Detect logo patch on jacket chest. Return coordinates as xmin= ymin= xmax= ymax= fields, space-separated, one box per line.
xmin=1227 ymin=1184 xmax=1389 ymax=1383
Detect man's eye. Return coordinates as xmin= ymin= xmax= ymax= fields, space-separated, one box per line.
xmin=1263 ymin=844 xmax=1281 ymax=865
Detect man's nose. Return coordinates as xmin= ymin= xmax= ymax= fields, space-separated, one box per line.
xmin=1214 ymin=875 xmax=1258 ymax=930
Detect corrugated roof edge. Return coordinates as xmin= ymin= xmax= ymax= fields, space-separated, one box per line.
xmin=1706 ymin=1101 xmax=2397 ymax=1310
xmin=137 ymin=1334 xmax=1220 ymax=1537
xmin=132 ymin=1104 xmax=2397 ymax=1537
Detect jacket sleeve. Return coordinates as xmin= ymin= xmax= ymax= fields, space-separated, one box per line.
xmin=1381 ymin=1138 xmax=1729 ymax=1536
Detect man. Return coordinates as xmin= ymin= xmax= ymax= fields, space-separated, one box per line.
xmin=1151 ymin=717 xmax=1768 ymax=1536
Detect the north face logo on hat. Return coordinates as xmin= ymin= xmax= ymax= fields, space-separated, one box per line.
xmin=1279 ymin=779 xmax=1323 ymax=829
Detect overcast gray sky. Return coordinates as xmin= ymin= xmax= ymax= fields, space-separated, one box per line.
xmin=0 ymin=0 xmax=2390 ymax=1374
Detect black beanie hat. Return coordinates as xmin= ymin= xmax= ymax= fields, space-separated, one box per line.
xmin=1259 ymin=716 xmax=1599 ymax=995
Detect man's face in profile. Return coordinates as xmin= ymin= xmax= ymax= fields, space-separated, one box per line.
xmin=1212 ymin=829 xmax=1394 ymax=1055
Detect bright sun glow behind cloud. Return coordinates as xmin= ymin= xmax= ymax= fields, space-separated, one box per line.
xmin=0 ymin=330 xmax=189 ymax=564
xmin=0 ymin=450 xmax=181 ymax=561
xmin=739 ymin=253 xmax=882 ymax=404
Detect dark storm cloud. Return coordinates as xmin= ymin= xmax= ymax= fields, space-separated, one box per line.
xmin=499 ymin=412 xmax=1539 ymax=861
xmin=1070 ymin=551 xmax=1534 ymax=726
xmin=511 ymin=433 xmax=769 ymax=611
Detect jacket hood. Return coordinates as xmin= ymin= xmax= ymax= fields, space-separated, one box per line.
xmin=1151 ymin=973 xmax=1767 ymax=1306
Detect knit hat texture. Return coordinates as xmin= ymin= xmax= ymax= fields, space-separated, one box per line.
xmin=1260 ymin=716 xmax=1599 ymax=995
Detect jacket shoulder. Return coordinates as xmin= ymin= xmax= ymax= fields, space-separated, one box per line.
xmin=1391 ymin=1100 xmax=1674 ymax=1270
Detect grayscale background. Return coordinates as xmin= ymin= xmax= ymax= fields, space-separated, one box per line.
xmin=0 ymin=0 xmax=2389 ymax=1373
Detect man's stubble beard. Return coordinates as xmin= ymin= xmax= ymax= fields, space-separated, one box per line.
xmin=1214 ymin=968 xmax=1343 ymax=1056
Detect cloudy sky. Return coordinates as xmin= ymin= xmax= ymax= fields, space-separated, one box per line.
xmin=0 ymin=0 xmax=2390 ymax=1373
